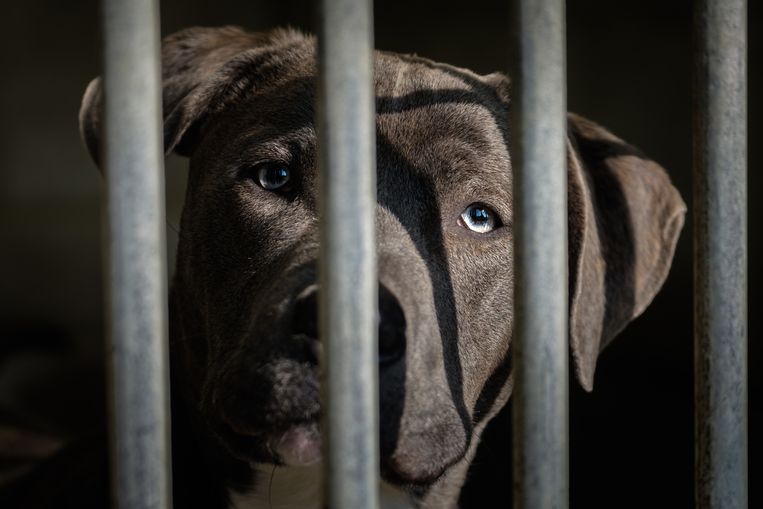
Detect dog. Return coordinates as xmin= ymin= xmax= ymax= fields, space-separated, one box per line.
xmin=9 ymin=25 xmax=686 ymax=509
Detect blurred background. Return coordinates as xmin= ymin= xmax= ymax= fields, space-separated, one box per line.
xmin=0 ymin=0 xmax=759 ymax=507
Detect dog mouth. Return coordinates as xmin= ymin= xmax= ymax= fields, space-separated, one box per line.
xmin=215 ymin=410 xmax=323 ymax=466
xmin=218 ymin=406 xmax=467 ymax=490
xmin=269 ymin=421 xmax=322 ymax=466
xmin=224 ymin=418 xmax=460 ymax=488
xmin=206 ymin=277 xmax=464 ymax=485
xmin=210 ymin=349 xmax=466 ymax=485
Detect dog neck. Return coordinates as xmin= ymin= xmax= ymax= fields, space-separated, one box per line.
xmin=228 ymin=463 xmax=415 ymax=509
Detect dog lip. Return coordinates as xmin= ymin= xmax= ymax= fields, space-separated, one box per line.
xmin=380 ymin=433 xmax=471 ymax=487
xmin=271 ymin=422 xmax=322 ymax=466
xmin=215 ymin=414 xmax=322 ymax=465
xmin=380 ymin=461 xmax=448 ymax=488
xmin=223 ymin=412 xmax=321 ymax=438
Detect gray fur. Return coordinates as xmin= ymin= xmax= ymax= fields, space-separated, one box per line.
xmin=79 ymin=26 xmax=685 ymax=508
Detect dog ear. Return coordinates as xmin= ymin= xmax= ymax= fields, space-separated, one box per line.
xmin=79 ymin=26 xmax=308 ymax=167
xmin=566 ymin=113 xmax=685 ymax=391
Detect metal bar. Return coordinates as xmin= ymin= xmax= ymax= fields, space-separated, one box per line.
xmin=317 ymin=0 xmax=379 ymax=508
xmin=694 ymin=0 xmax=748 ymax=507
xmin=511 ymin=0 xmax=568 ymax=508
xmin=101 ymin=0 xmax=172 ymax=508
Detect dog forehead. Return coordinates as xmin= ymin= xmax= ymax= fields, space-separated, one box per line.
xmin=373 ymin=52 xmax=507 ymax=132
xmin=371 ymin=53 xmax=511 ymax=188
xmin=204 ymin=43 xmax=510 ymax=188
xmin=374 ymin=51 xmax=496 ymax=98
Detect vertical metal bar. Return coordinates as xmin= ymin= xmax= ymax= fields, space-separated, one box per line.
xmin=317 ymin=0 xmax=379 ymax=508
xmin=511 ymin=0 xmax=568 ymax=508
xmin=694 ymin=0 xmax=748 ymax=507
xmin=102 ymin=0 xmax=172 ymax=508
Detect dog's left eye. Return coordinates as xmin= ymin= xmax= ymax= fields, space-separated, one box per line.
xmin=256 ymin=163 xmax=291 ymax=191
xmin=460 ymin=203 xmax=500 ymax=233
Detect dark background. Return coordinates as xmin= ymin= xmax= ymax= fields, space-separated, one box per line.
xmin=0 ymin=0 xmax=759 ymax=507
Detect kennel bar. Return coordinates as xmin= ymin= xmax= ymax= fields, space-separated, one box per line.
xmin=317 ymin=0 xmax=380 ymax=507
xmin=101 ymin=0 xmax=172 ymax=508
xmin=694 ymin=0 xmax=748 ymax=508
xmin=511 ymin=0 xmax=569 ymax=508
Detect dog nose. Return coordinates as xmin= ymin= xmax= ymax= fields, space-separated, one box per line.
xmin=291 ymin=285 xmax=406 ymax=365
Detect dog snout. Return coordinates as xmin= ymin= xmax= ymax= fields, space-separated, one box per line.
xmin=290 ymin=284 xmax=407 ymax=365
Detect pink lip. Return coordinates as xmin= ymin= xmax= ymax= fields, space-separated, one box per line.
xmin=273 ymin=424 xmax=322 ymax=466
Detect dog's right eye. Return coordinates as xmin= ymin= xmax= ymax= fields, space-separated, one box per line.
xmin=254 ymin=162 xmax=291 ymax=191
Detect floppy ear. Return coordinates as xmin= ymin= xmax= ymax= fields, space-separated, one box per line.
xmin=78 ymin=26 xmax=309 ymax=167
xmin=566 ymin=113 xmax=686 ymax=391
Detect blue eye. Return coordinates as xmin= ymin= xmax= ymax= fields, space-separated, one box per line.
xmin=460 ymin=203 xmax=499 ymax=233
xmin=256 ymin=163 xmax=290 ymax=191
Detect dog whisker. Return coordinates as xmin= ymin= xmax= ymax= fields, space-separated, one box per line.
xmin=268 ymin=464 xmax=277 ymax=509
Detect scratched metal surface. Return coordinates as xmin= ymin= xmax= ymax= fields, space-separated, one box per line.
xmin=317 ymin=0 xmax=380 ymax=507
xmin=102 ymin=0 xmax=172 ymax=507
xmin=694 ymin=1 xmax=748 ymax=508
xmin=511 ymin=1 xmax=569 ymax=508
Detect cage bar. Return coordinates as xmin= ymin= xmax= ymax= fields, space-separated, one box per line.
xmin=694 ymin=1 xmax=748 ymax=508
xmin=101 ymin=0 xmax=172 ymax=507
xmin=317 ymin=0 xmax=380 ymax=507
xmin=511 ymin=0 xmax=569 ymax=508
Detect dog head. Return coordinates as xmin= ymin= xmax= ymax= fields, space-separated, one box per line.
xmin=79 ymin=26 xmax=685 ymax=494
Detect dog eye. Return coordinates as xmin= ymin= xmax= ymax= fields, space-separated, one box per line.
xmin=256 ymin=163 xmax=290 ymax=191
xmin=460 ymin=203 xmax=500 ymax=233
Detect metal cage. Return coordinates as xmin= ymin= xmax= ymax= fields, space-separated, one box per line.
xmin=98 ymin=0 xmax=747 ymax=507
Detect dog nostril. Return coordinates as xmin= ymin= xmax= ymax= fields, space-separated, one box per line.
xmin=378 ymin=285 xmax=406 ymax=366
xmin=293 ymin=285 xmax=405 ymax=364
xmin=293 ymin=288 xmax=319 ymax=340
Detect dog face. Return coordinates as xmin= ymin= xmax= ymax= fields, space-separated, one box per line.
xmin=80 ymin=26 xmax=685 ymax=495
